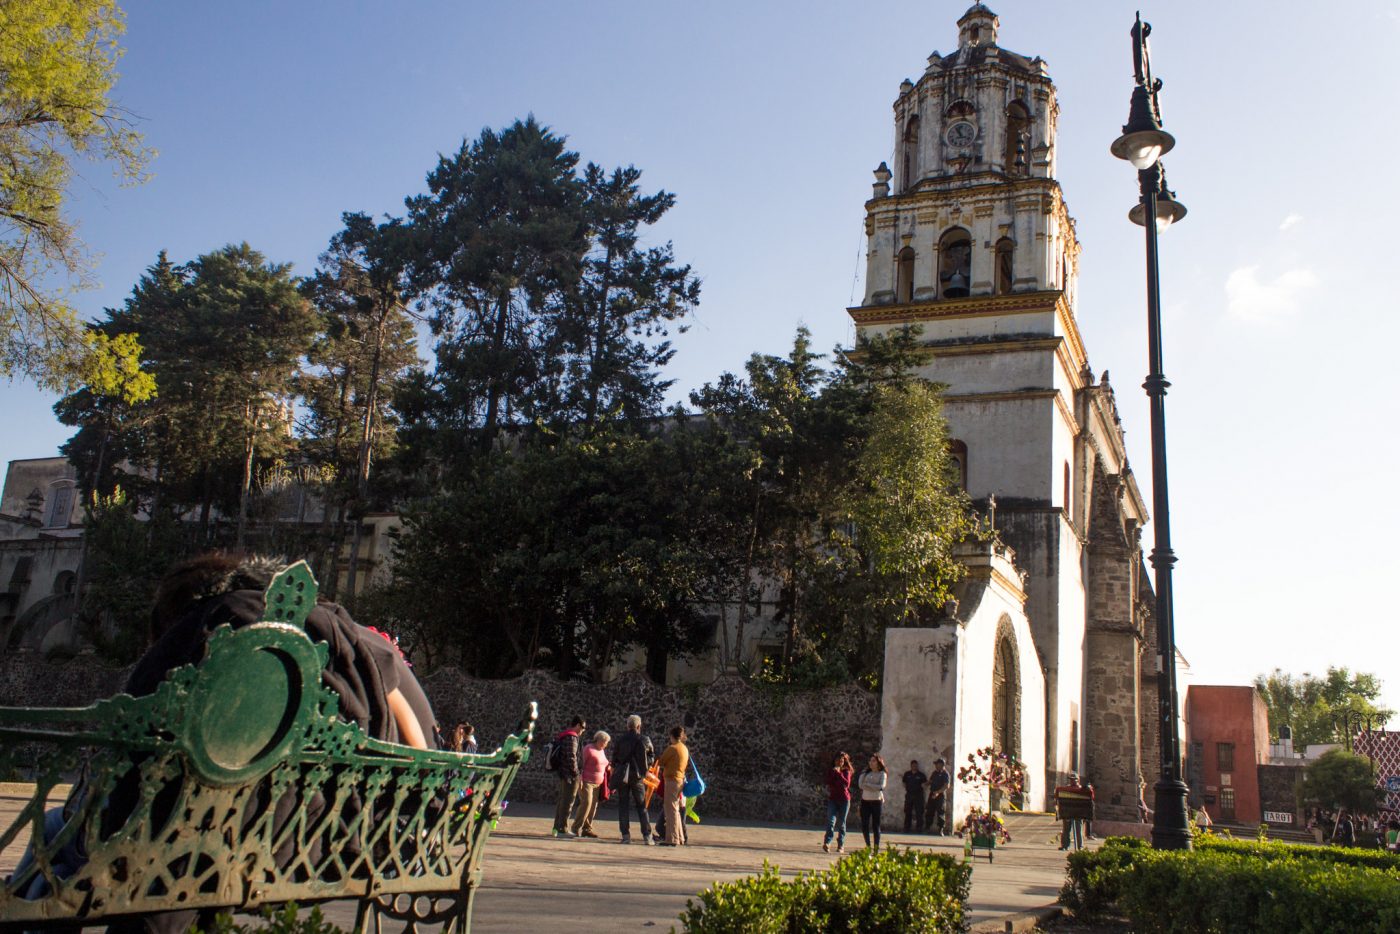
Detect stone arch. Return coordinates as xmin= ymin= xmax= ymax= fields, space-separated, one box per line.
xmin=991 ymin=615 xmax=1022 ymax=802
xmin=991 ymin=616 xmax=1021 ymax=756
xmin=1004 ymin=101 xmax=1031 ymax=174
xmin=896 ymin=246 xmax=916 ymax=303
xmin=901 ymin=115 xmax=921 ymax=191
xmin=44 ymin=479 xmax=75 ymax=529
xmin=995 ymin=237 xmax=1015 ymax=295
xmin=938 ymin=227 xmax=972 ymax=298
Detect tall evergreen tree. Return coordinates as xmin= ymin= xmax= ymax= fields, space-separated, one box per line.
xmin=542 ymin=163 xmax=700 ymax=431
xmin=299 ymin=213 xmax=418 ymax=600
xmin=57 ymin=245 xmax=314 ymax=543
xmin=404 ymin=116 xmax=586 ymax=461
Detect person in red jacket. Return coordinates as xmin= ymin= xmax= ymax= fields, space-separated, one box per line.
xmin=822 ymin=752 xmax=855 ymax=853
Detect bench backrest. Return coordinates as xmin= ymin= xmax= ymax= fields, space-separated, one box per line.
xmin=0 ymin=562 xmax=534 ymax=931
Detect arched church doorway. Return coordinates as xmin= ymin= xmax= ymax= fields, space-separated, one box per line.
xmin=990 ymin=617 xmax=1021 ymax=809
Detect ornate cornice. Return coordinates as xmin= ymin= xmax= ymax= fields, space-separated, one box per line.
xmin=848 ymin=290 xmax=1089 ymax=373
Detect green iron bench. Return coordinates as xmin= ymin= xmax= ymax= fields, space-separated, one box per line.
xmin=0 ymin=562 xmax=535 ymax=932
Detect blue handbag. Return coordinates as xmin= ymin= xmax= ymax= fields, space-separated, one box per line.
xmin=682 ymin=759 xmax=706 ymax=798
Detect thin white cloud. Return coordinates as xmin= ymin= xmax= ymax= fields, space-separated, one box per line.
xmin=1279 ymin=213 xmax=1303 ymax=232
xmin=1225 ymin=265 xmax=1319 ymax=323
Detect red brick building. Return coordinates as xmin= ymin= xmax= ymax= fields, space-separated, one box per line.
xmin=1185 ymin=685 xmax=1270 ymax=824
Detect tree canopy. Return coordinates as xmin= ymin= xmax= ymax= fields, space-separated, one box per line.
xmin=0 ymin=0 xmax=152 ymax=389
xmin=1300 ymin=748 xmax=1385 ymax=816
xmin=1254 ymin=667 xmax=1393 ymax=747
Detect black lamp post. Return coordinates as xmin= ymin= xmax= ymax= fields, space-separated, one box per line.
xmin=1110 ymin=12 xmax=1192 ymax=851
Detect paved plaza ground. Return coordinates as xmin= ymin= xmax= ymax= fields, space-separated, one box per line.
xmin=2 ymin=788 xmax=1074 ymax=932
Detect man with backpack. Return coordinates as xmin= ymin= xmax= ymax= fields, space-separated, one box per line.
xmin=609 ymin=714 xmax=655 ymax=845
xmin=548 ymin=715 xmax=587 ymax=837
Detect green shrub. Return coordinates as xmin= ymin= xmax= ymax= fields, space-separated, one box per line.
xmin=677 ymin=848 xmax=971 ymax=933
xmin=1196 ymin=834 xmax=1400 ymax=873
xmin=1060 ymin=837 xmax=1400 ymax=933
xmin=1119 ymin=850 xmax=1400 ymax=934
xmin=1059 ymin=837 xmax=1145 ymax=917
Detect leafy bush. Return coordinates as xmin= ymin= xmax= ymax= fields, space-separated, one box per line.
xmin=1119 ymin=850 xmax=1400 ymax=934
xmin=1059 ymin=837 xmax=1147 ymax=917
xmin=678 ymin=848 xmax=971 ymax=933
xmin=1197 ymin=834 xmax=1400 ymax=873
xmin=1060 ymin=836 xmax=1400 ymax=933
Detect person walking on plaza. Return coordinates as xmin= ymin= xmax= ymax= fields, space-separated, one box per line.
xmin=657 ymin=726 xmax=690 ymax=846
xmin=1055 ymin=772 xmax=1093 ymax=849
xmin=570 ymin=730 xmax=611 ymax=838
xmin=901 ymin=760 xmax=927 ymax=832
xmin=1334 ymin=809 xmax=1356 ymax=847
xmin=610 ymin=715 xmax=655 ymax=845
xmin=925 ymin=758 xmax=950 ymax=834
xmin=551 ymin=715 xmax=586 ymax=837
xmin=823 ymin=752 xmax=855 ymax=853
xmin=858 ymin=754 xmax=888 ymax=850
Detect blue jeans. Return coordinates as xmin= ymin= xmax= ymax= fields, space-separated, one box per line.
xmin=824 ymin=799 xmax=850 ymax=848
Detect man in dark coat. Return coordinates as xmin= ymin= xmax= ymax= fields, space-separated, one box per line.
xmin=901 ymin=760 xmax=928 ymax=832
xmin=609 ymin=714 xmax=655 ymax=844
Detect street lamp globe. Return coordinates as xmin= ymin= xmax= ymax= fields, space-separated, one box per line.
xmin=1111 ymin=86 xmax=1176 ymax=170
xmin=1129 ymin=190 xmax=1188 ymax=232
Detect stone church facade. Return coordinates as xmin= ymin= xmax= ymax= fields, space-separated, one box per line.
xmin=860 ymin=5 xmax=1159 ymax=822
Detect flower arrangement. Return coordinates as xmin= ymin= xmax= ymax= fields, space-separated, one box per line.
xmin=956 ymin=746 xmax=1028 ymax=799
xmin=959 ymin=807 xmax=1011 ymax=843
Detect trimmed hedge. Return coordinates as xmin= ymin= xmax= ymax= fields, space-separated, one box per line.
xmin=1197 ymin=834 xmax=1400 ymax=873
xmin=677 ymin=847 xmax=972 ymax=933
xmin=1062 ymin=837 xmax=1400 ymax=933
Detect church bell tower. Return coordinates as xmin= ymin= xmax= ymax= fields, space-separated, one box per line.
xmin=850 ymin=5 xmax=1154 ymax=815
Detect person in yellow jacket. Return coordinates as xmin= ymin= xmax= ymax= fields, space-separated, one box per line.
xmin=656 ymin=726 xmax=690 ymax=846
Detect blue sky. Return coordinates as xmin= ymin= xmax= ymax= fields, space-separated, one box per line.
xmin=3 ymin=1 xmax=1398 ymax=711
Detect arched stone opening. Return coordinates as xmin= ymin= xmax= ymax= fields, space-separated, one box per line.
xmin=991 ymin=615 xmax=1022 ymax=808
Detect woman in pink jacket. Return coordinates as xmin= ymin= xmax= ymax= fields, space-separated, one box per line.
xmin=570 ymin=730 xmax=612 ymax=837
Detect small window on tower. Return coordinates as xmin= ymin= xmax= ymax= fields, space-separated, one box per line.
xmin=901 ymin=116 xmax=921 ymax=191
xmin=1005 ymin=102 xmax=1031 ymax=175
xmin=896 ymin=247 xmax=916 ymax=303
xmin=948 ymin=440 xmax=968 ymax=490
xmin=939 ymin=228 xmax=972 ymax=298
xmin=995 ymin=238 xmax=1015 ymax=294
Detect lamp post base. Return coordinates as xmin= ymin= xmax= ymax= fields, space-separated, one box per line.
xmin=1150 ymin=778 xmax=1193 ymax=850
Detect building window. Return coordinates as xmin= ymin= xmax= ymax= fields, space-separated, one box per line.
xmin=52 ymin=570 xmax=76 ymax=595
xmin=1217 ymin=742 xmax=1235 ymax=772
xmin=7 ymin=557 xmax=33 ymax=595
xmin=896 ymin=247 xmax=916 ymax=303
xmin=1218 ymin=786 xmax=1236 ymax=820
xmin=1004 ymin=101 xmax=1031 ymax=175
xmin=939 ymin=228 xmax=972 ymax=298
xmin=44 ymin=482 xmax=74 ymax=529
xmin=948 ymin=440 xmax=968 ymax=490
xmin=901 ymin=116 xmax=920 ymax=191
xmin=995 ymin=237 xmax=1015 ymax=294
xmin=1063 ymin=462 xmax=1071 ymax=515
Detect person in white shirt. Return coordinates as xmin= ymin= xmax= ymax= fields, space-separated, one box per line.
xmin=858 ymin=754 xmax=889 ymax=850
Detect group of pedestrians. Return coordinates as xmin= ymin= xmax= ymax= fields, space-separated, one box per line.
xmin=822 ymin=752 xmax=898 ymax=852
xmin=899 ymin=758 xmax=952 ymax=834
xmin=547 ymin=714 xmax=693 ymax=847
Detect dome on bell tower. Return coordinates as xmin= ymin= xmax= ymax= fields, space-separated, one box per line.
xmin=957 ymin=4 xmax=999 ymax=49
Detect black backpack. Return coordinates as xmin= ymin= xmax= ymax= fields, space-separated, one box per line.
xmin=542 ymin=738 xmax=562 ymax=772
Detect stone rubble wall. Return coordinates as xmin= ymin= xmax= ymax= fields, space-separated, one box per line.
xmin=0 ymin=653 xmax=881 ymax=826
